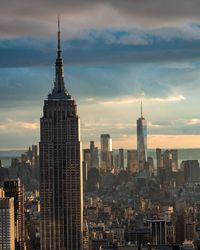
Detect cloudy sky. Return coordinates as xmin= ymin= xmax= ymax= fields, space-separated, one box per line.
xmin=1 ymin=0 xmax=200 ymax=149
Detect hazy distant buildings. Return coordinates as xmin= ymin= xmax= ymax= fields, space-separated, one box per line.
xmin=4 ymin=179 xmax=25 ymax=250
xmin=170 ymin=149 xmax=178 ymax=171
xmin=83 ymin=142 xmax=99 ymax=179
xmin=11 ymin=158 xmax=19 ymax=168
xmin=156 ymin=148 xmax=179 ymax=185
xmin=40 ymin=20 xmax=83 ymax=250
xmin=90 ymin=141 xmax=99 ymax=169
xmin=101 ymin=134 xmax=112 ymax=172
xmin=21 ymin=145 xmax=38 ymax=168
xmin=127 ymin=150 xmax=138 ymax=174
xmin=83 ymin=149 xmax=91 ymax=170
xmin=0 ymin=197 xmax=15 ymax=250
xmin=137 ymin=103 xmax=147 ymax=171
xmin=147 ymin=156 xmax=154 ymax=175
xmin=163 ymin=149 xmax=178 ymax=171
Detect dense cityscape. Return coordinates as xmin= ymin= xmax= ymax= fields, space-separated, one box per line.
xmin=0 ymin=19 xmax=200 ymax=250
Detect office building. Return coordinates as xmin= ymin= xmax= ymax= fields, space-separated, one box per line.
xmin=4 ymin=179 xmax=25 ymax=250
xmin=184 ymin=220 xmax=195 ymax=241
xmin=149 ymin=220 xmax=167 ymax=245
xmin=137 ymin=103 xmax=147 ymax=171
xmin=101 ymin=134 xmax=112 ymax=172
xmin=0 ymin=197 xmax=15 ymax=250
xmin=40 ymin=19 xmax=83 ymax=250
xmin=182 ymin=160 xmax=200 ymax=183
xmin=156 ymin=148 xmax=162 ymax=169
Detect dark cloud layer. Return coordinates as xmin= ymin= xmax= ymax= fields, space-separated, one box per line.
xmin=1 ymin=37 xmax=200 ymax=68
xmin=1 ymin=0 xmax=200 ymax=38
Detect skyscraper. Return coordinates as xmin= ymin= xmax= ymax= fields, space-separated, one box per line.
xmin=90 ymin=141 xmax=99 ymax=169
xmin=156 ymin=148 xmax=162 ymax=169
xmin=40 ymin=19 xmax=83 ymax=250
xmin=100 ymin=134 xmax=112 ymax=172
xmin=137 ymin=103 xmax=147 ymax=171
xmin=4 ymin=179 xmax=25 ymax=250
xmin=118 ymin=148 xmax=124 ymax=169
xmin=148 ymin=220 xmax=167 ymax=245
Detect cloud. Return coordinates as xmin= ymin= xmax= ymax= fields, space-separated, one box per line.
xmin=187 ymin=118 xmax=200 ymax=125
xmin=0 ymin=119 xmax=39 ymax=132
xmin=82 ymin=121 xmax=135 ymax=130
xmin=117 ymin=34 xmax=149 ymax=45
xmin=100 ymin=95 xmax=185 ymax=105
xmin=2 ymin=0 xmax=200 ymax=39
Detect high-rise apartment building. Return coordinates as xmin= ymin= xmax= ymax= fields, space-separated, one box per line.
xmin=40 ymin=19 xmax=83 ymax=250
xmin=101 ymin=134 xmax=112 ymax=172
xmin=0 ymin=197 xmax=15 ymax=250
xmin=137 ymin=103 xmax=147 ymax=171
xmin=4 ymin=179 xmax=25 ymax=250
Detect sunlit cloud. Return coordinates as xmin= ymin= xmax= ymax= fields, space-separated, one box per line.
xmin=0 ymin=119 xmax=39 ymax=131
xmin=100 ymin=95 xmax=185 ymax=105
xmin=187 ymin=118 xmax=200 ymax=125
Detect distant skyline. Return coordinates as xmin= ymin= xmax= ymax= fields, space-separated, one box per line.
xmin=1 ymin=1 xmax=200 ymax=149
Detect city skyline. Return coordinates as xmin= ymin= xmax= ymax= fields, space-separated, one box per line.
xmin=1 ymin=1 xmax=200 ymax=149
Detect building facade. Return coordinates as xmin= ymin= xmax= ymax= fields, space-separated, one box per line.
xmin=127 ymin=150 xmax=138 ymax=174
xmin=40 ymin=19 xmax=83 ymax=250
xmin=4 ymin=179 xmax=25 ymax=250
xmin=149 ymin=220 xmax=167 ymax=245
xmin=0 ymin=197 xmax=15 ymax=250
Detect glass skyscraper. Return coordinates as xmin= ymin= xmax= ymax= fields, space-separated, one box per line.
xmin=137 ymin=103 xmax=147 ymax=171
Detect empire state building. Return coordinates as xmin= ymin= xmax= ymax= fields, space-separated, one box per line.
xmin=40 ymin=19 xmax=83 ymax=250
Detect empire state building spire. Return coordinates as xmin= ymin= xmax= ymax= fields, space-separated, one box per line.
xmin=48 ymin=17 xmax=71 ymax=99
xmin=57 ymin=17 xmax=61 ymax=59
